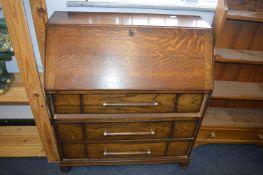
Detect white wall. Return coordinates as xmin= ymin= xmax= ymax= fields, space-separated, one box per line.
xmin=0 ymin=0 xmax=215 ymax=119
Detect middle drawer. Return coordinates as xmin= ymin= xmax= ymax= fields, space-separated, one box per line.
xmin=56 ymin=120 xmax=197 ymax=141
xmin=57 ymin=122 xmax=171 ymax=141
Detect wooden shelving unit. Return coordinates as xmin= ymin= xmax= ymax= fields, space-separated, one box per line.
xmin=198 ymin=0 xmax=263 ymax=147
xmin=0 ymin=0 xmax=59 ymax=161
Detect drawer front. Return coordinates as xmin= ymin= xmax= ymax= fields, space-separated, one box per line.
xmin=83 ymin=94 xmax=176 ymax=113
xmin=198 ymin=128 xmax=263 ymax=142
xmin=167 ymin=141 xmax=192 ymax=156
xmin=52 ymin=93 xmax=204 ymax=114
xmin=87 ymin=142 xmax=166 ymax=158
xmin=86 ymin=122 xmax=172 ymax=140
xmin=56 ymin=122 xmax=172 ymax=141
xmin=56 ymin=120 xmax=199 ymax=141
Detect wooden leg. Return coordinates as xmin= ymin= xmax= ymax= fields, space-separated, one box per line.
xmin=59 ymin=166 xmax=72 ymax=173
xmin=178 ymin=161 xmax=190 ymax=169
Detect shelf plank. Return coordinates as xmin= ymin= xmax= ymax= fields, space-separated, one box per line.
xmin=0 ymin=126 xmax=45 ymax=157
xmin=226 ymin=10 xmax=263 ymax=22
xmin=203 ymin=107 xmax=263 ymax=128
xmin=0 ymin=126 xmax=39 ymax=136
xmin=212 ymin=81 xmax=263 ymax=100
xmin=0 ymin=73 xmax=28 ymax=104
xmin=215 ymin=48 xmax=263 ymax=65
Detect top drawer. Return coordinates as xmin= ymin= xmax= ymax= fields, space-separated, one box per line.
xmin=52 ymin=92 xmax=204 ymax=114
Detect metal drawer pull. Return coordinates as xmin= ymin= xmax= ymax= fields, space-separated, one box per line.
xmin=210 ymin=132 xmax=216 ymax=138
xmin=104 ymin=129 xmax=155 ymax=136
xmin=104 ymin=149 xmax=151 ymax=156
xmin=102 ymin=102 xmax=159 ymax=107
xmin=128 ymin=29 xmax=135 ymax=37
xmin=258 ymin=134 xmax=263 ymax=141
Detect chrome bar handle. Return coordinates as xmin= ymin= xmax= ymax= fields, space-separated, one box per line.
xmin=103 ymin=129 xmax=155 ymax=136
xmin=103 ymin=149 xmax=151 ymax=156
xmin=102 ymin=102 xmax=159 ymax=107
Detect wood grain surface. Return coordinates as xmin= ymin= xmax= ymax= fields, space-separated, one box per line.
xmin=226 ymin=0 xmax=263 ymax=22
xmin=173 ymin=121 xmax=197 ymax=138
xmin=209 ymin=99 xmax=263 ymax=109
xmin=45 ymin=12 xmax=213 ymax=91
xmin=62 ymin=143 xmax=86 ymax=159
xmin=87 ymin=142 xmax=166 ymax=158
xmin=212 ymin=81 xmax=263 ymax=100
xmin=29 ymin=0 xmax=48 ymax=65
xmin=56 ymin=123 xmax=83 ymax=141
xmin=227 ymin=10 xmax=263 ymax=22
xmin=176 ymin=94 xmax=204 ymax=112
xmin=54 ymin=94 xmax=81 ymax=113
xmin=85 ymin=122 xmax=172 ymax=140
xmin=197 ymin=127 xmax=263 ymax=142
xmin=227 ymin=0 xmax=263 ymax=11
xmin=0 ymin=126 xmax=45 ymax=157
xmin=215 ymin=48 xmax=263 ymax=65
xmin=83 ymin=93 xmax=176 ymax=113
xmin=52 ymin=93 xmax=205 ymax=114
xmin=167 ymin=141 xmax=191 ymax=156
xmin=213 ymin=0 xmax=227 ymax=47
xmin=203 ymin=107 xmax=263 ymax=128
xmin=216 ymin=19 xmax=263 ymax=51
xmin=214 ymin=62 xmax=263 ymax=82
xmin=0 ymin=73 xmax=28 ymax=103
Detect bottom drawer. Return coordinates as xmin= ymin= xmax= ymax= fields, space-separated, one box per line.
xmin=197 ymin=128 xmax=263 ymax=142
xmin=61 ymin=142 xmax=166 ymax=159
xmin=61 ymin=141 xmax=192 ymax=159
xmin=87 ymin=142 xmax=166 ymax=159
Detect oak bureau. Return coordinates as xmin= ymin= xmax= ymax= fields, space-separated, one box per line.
xmin=45 ymin=12 xmax=213 ymax=171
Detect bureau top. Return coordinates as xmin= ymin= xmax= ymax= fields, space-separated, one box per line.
xmin=48 ymin=11 xmax=211 ymax=29
xmin=45 ymin=12 xmax=213 ymax=91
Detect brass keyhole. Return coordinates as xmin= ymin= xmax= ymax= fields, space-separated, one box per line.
xmin=129 ymin=29 xmax=135 ymax=37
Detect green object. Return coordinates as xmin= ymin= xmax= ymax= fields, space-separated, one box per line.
xmin=0 ymin=18 xmax=14 ymax=95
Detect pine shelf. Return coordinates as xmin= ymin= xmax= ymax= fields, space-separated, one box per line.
xmin=212 ymin=81 xmax=263 ymax=101
xmin=226 ymin=10 xmax=263 ymax=22
xmin=203 ymin=107 xmax=263 ymax=128
xmin=215 ymin=48 xmax=263 ymax=65
xmin=0 ymin=126 xmax=44 ymax=157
